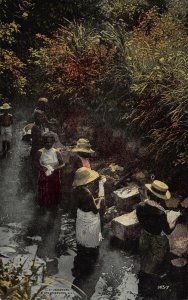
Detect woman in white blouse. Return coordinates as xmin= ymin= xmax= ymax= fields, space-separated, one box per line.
xmin=35 ymin=132 xmax=64 ymax=208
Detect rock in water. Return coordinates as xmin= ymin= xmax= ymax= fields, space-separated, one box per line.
xmin=111 ymin=210 xmax=140 ymax=240
xmin=113 ymin=184 xmax=140 ymax=212
xmin=0 ymin=246 xmax=16 ymax=257
xmin=103 ymin=206 xmax=119 ymax=224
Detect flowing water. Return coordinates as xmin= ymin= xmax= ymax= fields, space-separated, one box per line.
xmin=0 ymin=104 xmax=185 ymax=300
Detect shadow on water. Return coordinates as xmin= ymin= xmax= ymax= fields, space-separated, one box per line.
xmin=25 ymin=206 xmax=61 ymax=259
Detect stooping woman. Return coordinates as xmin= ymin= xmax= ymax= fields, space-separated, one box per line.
xmin=35 ymin=132 xmax=64 ymax=208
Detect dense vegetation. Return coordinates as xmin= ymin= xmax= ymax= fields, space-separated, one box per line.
xmin=0 ymin=0 xmax=188 ymax=181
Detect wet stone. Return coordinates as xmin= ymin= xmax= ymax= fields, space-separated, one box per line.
xmin=111 ymin=210 xmax=141 ymax=241
xmin=103 ymin=206 xmax=119 ymax=224
xmin=113 ymin=184 xmax=140 ymax=212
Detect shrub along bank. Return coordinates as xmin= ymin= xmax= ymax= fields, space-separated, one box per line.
xmin=1 ymin=0 xmax=188 ymax=192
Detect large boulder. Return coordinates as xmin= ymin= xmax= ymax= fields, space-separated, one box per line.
xmin=169 ymin=223 xmax=188 ymax=257
xmin=111 ymin=210 xmax=141 ymax=241
xmin=113 ymin=184 xmax=140 ymax=212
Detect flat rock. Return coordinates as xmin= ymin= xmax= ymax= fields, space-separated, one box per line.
xmin=171 ymin=257 xmax=187 ymax=268
xmin=169 ymin=223 xmax=188 ymax=257
xmin=111 ymin=210 xmax=141 ymax=240
xmin=113 ymin=184 xmax=140 ymax=212
xmin=0 ymin=246 xmax=16 ymax=257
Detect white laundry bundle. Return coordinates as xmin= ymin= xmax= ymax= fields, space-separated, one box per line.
xmin=45 ymin=165 xmax=54 ymax=176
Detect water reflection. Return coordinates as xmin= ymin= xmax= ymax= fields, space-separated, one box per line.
xmin=72 ymin=245 xmax=99 ymax=299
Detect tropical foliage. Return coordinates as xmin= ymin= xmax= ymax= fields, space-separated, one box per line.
xmin=1 ymin=0 xmax=188 ymax=177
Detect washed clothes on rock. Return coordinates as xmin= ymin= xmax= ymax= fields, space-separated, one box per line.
xmin=74 ymin=187 xmax=102 ymax=248
xmin=38 ymin=147 xmax=62 ymax=207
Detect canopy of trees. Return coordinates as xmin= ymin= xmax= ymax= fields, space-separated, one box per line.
xmin=0 ymin=0 xmax=188 ymax=176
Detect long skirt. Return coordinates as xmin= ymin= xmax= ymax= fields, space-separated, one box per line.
xmin=139 ymin=229 xmax=170 ymax=275
xmin=1 ymin=126 xmax=12 ymax=142
xmin=38 ymin=170 xmax=62 ymax=208
xmin=76 ymin=209 xmax=102 ymax=248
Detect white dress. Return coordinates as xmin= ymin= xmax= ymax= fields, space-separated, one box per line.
xmin=39 ymin=148 xmax=59 ymax=176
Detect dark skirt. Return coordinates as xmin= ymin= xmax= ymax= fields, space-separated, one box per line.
xmin=38 ymin=170 xmax=62 ymax=208
xmin=139 ymin=229 xmax=170 ymax=275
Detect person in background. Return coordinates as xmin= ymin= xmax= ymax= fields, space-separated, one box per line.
xmin=48 ymin=118 xmax=66 ymax=145
xmin=33 ymin=97 xmax=49 ymax=125
xmin=34 ymin=132 xmax=64 ymax=208
xmin=30 ymin=111 xmax=49 ymax=159
xmin=71 ymin=138 xmax=95 ymax=169
xmin=0 ymin=103 xmax=13 ymax=156
xmin=136 ymin=180 xmax=179 ymax=298
xmin=48 ymin=118 xmax=65 ymax=149
xmin=61 ymin=138 xmax=95 ymax=207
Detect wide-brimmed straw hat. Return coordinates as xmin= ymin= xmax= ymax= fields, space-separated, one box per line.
xmin=38 ymin=97 xmax=48 ymax=103
xmin=72 ymin=138 xmax=95 ymax=153
xmin=145 ymin=180 xmax=171 ymax=200
xmin=0 ymin=103 xmax=11 ymax=110
xmin=73 ymin=167 xmax=99 ymax=187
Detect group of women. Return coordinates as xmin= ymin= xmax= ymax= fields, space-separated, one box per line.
xmin=30 ymin=97 xmax=104 ymax=252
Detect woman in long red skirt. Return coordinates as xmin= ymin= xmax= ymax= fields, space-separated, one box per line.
xmin=35 ymin=132 xmax=64 ymax=208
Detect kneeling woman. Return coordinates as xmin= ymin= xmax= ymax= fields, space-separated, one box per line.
xmin=72 ymin=167 xmax=103 ymax=249
xmin=35 ymin=132 xmax=64 ymax=208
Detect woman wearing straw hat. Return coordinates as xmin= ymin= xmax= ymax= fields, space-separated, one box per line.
xmin=136 ymin=180 xmax=179 ymax=276
xmin=71 ymin=138 xmax=95 ymax=169
xmin=72 ymin=167 xmax=103 ymax=250
xmin=0 ymin=103 xmax=13 ymax=156
xmin=31 ymin=110 xmax=49 ymax=159
xmin=63 ymin=138 xmax=95 ymax=210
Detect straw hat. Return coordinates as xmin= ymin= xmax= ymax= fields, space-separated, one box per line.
xmin=73 ymin=167 xmax=99 ymax=187
xmin=72 ymin=138 xmax=95 ymax=153
xmin=145 ymin=180 xmax=171 ymax=200
xmin=38 ymin=97 xmax=48 ymax=103
xmin=0 ymin=103 xmax=11 ymax=110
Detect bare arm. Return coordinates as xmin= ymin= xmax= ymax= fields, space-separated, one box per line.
xmin=94 ymin=197 xmax=104 ymax=210
xmin=85 ymin=188 xmax=99 ymax=214
xmin=10 ymin=114 xmax=13 ymax=124
xmin=34 ymin=150 xmax=45 ymax=172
